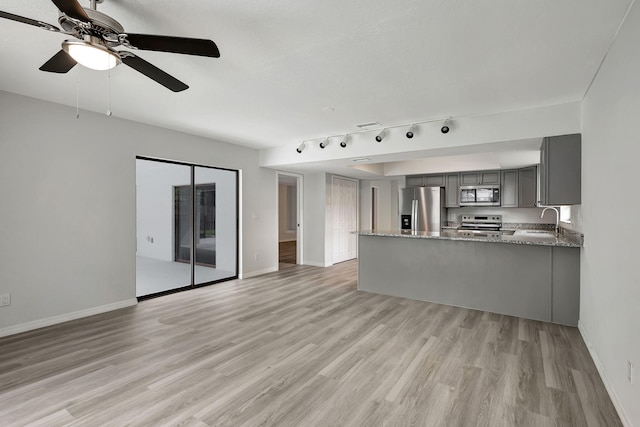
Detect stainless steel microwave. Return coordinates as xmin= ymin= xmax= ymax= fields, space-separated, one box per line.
xmin=459 ymin=185 xmax=501 ymax=206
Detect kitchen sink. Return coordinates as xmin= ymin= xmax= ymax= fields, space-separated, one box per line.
xmin=515 ymin=230 xmax=557 ymax=238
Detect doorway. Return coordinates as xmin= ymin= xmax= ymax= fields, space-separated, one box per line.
xmin=277 ymin=172 xmax=302 ymax=269
xmin=135 ymin=157 xmax=238 ymax=298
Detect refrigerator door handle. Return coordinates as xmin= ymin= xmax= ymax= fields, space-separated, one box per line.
xmin=412 ymin=199 xmax=417 ymax=231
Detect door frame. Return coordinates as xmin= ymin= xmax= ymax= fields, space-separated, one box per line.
xmin=276 ymin=171 xmax=304 ymax=266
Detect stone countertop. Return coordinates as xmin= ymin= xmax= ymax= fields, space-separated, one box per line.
xmin=355 ymin=229 xmax=582 ymax=248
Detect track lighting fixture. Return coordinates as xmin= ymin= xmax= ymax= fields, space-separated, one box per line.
xmin=299 ymin=115 xmax=454 ymax=152
xmin=406 ymin=124 xmax=417 ymax=139
xmin=340 ymin=135 xmax=350 ymax=148
xmin=441 ymin=118 xmax=452 ymax=134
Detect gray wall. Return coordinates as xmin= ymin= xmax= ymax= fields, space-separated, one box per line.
xmin=0 ymin=91 xmax=277 ymax=335
xmin=580 ymin=3 xmax=640 ymax=425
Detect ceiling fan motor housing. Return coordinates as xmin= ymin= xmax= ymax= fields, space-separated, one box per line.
xmin=58 ymin=8 xmax=124 ymax=46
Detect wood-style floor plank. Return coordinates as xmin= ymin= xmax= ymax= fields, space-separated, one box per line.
xmin=0 ymin=260 xmax=622 ymax=426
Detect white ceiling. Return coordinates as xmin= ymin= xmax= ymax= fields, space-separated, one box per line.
xmin=0 ymin=0 xmax=632 ymax=163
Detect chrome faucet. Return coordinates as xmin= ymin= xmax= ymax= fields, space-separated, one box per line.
xmin=540 ymin=207 xmax=560 ymax=234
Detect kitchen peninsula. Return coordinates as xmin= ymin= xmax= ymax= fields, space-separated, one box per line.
xmin=356 ymin=229 xmax=582 ymax=325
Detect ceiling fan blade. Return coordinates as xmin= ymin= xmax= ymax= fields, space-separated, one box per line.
xmin=123 ymin=34 xmax=220 ymax=58
xmin=39 ymin=50 xmax=77 ymax=73
xmin=50 ymin=0 xmax=89 ymax=21
xmin=0 ymin=10 xmax=60 ymax=31
xmin=121 ymin=53 xmax=189 ymax=92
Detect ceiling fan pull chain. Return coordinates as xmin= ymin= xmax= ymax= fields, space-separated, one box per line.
xmin=76 ymin=72 xmax=80 ymax=119
xmin=106 ymin=68 xmax=112 ymax=117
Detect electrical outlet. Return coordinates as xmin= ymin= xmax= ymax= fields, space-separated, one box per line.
xmin=0 ymin=293 xmax=10 ymax=307
xmin=628 ymin=361 xmax=634 ymax=384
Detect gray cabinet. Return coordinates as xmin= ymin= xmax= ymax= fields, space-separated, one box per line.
xmin=501 ymin=170 xmax=518 ymax=207
xmin=406 ymin=174 xmax=445 ymax=187
xmin=539 ymin=134 xmax=581 ymax=205
xmin=406 ymin=175 xmax=424 ymax=187
xmin=480 ymin=171 xmax=500 ymax=184
xmin=518 ymin=166 xmax=537 ymax=207
xmin=424 ymin=174 xmax=445 ymax=186
xmin=445 ymin=173 xmax=460 ymax=207
xmin=460 ymin=170 xmax=500 ymax=185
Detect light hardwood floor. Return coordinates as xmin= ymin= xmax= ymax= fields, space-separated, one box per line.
xmin=0 ymin=261 xmax=622 ymax=426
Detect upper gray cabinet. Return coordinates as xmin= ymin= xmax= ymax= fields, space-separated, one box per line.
xmin=406 ymin=174 xmax=445 ymax=187
xmin=461 ymin=170 xmax=500 ymax=185
xmin=501 ymin=170 xmax=518 ymax=207
xmin=406 ymin=175 xmax=425 ymax=187
xmin=445 ymin=173 xmax=460 ymax=207
xmin=539 ymin=134 xmax=581 ymax=205
xmin=518 ymin=166 xmax=537 ymax=207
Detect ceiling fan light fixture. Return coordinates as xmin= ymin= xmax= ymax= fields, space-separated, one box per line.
xmin=62 ymin=40 xmax=120 ymax=71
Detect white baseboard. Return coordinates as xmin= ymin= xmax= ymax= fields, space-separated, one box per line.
xmin=578 ymin=321 xmax=632 ymax=427
xmin=0 ymin=299 xmax=138 ymax=338
xmin=240 ymin=266 xmax=278 ymax=279
xmin=303 ymin=261 xmax=332 ymax=267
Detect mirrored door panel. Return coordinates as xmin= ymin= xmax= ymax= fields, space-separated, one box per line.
xmin=136 ymin=159 xmax=192 ymax=296
xmin=194 ymin=166 xmax=237 ymax=285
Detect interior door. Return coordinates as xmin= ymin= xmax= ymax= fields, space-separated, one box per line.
xmin=332 ymin=177 xmax=358 ymax=263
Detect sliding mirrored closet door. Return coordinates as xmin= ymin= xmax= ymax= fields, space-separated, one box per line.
xmin=136 ymin=158 xmax=238 ymax=298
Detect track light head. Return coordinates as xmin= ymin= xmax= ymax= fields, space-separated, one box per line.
xmin=375 ymin=129 xmax=386 ymax=142
xmin=406 ymin=124 xmax=417 ymax=139
xmin=296 ymin=142 xmax=306 ymax=153
xmin=319 ymin=138 xmax=329 ymax=149
xmin=339 ymin=135 xmax=350 ymax=148
xmin=441 ymin=118 xmax=452 ymax=134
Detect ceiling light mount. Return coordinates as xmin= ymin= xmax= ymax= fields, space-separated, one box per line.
xmin=319 ymin=138 xmax=329 ymax=149
xmin=406 ymin=124 xmax=417 ymax=139
xmin=375 ymin=129 xmax=386 ymax=142
xmin=441 ymin=117 xmax=452 ymax=134
xmin=296 ymin=142 xmax=306 ymax=153
xmin=340 ymin=135 xmax=350 ymax=148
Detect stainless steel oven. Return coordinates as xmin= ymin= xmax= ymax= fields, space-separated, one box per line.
xmin=457 ymin=214 xmax=502 ymax=237
xmin=459 ymin=185 xmax=500 ymax=206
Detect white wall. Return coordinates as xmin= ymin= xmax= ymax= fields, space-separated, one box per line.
xmin=302 ymin=173 xmax=327 ymax=266
xmin=580 ymin=2 xmax=640 ymax=425
xmin=0 ymin=91 xmax=277 ymax=336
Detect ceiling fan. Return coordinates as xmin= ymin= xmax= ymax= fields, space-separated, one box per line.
xmin=0 ymin=0 xmax=220 ymax=92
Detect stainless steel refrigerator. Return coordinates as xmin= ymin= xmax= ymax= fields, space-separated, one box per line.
xmin=399 ymin=187 xmax=446 ymax=232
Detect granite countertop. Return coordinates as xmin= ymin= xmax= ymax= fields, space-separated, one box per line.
xmin=355 ymin=229 xmax=582 ymax=248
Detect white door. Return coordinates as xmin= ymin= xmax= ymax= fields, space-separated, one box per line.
xmin=332 ymin=177 xmax=358 ymax=263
